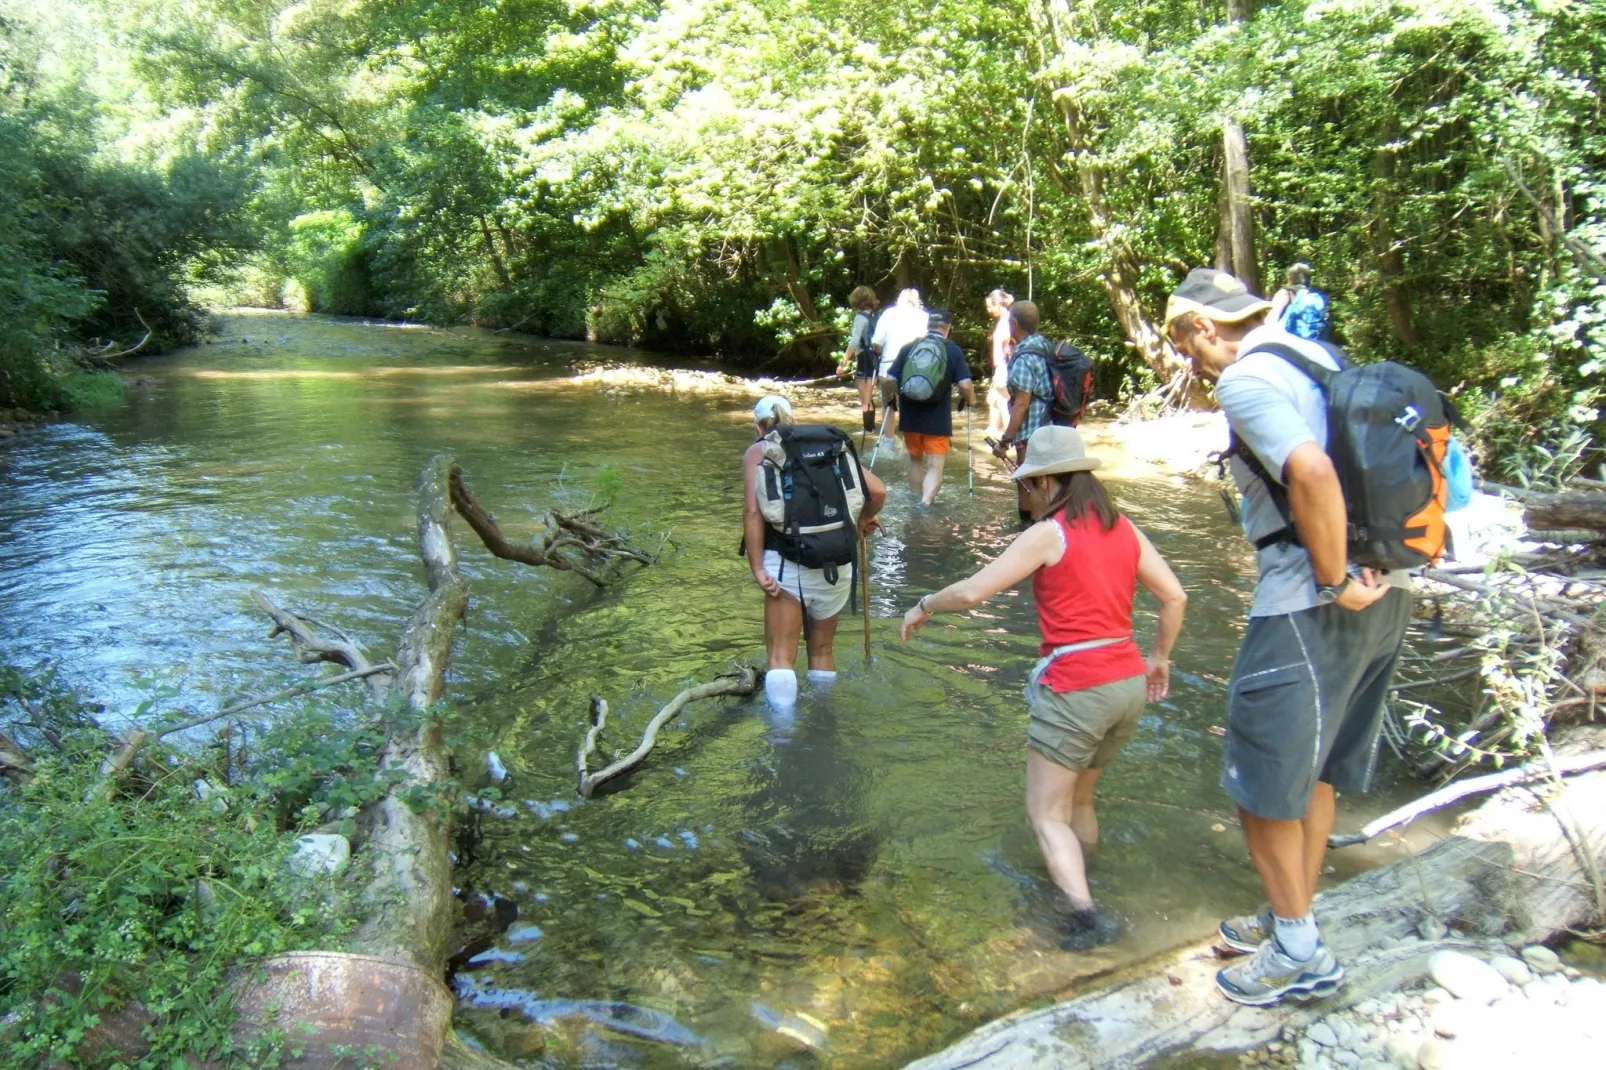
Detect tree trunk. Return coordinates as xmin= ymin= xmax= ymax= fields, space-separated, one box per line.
xmin=906 ymin=725 xmax=1606 ymax=1070
xmin=1372 ymin=144 xmax=1419 ymax=349
xmin=1221 ymin=117 xmax=1260 ymax=295
xmin=477 ymin=215 xmax=513 ymax=291
xmin=1522 ymin=489 xmax=1606 ymax=533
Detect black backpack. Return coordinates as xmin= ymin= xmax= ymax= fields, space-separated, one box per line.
xmin=746 ymin=425 xmax=867 ymax=583
xmin=1046 ymin=341 xmax=1095 ymax=427
xmin=1228 ymin=341 xmax=1454 ymax=572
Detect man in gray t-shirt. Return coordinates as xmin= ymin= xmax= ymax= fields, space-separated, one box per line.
xmin=1164 ymin=268 xmax=1412 ymax=1010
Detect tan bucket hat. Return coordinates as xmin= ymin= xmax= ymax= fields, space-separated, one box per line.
xmin=1012 ymin=425 xmax=1102 ymax=481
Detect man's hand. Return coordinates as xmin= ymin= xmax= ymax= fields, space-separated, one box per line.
xmin=752 ymin=568 xmax=782 ymax=598
xmin=858 ymin=515 xmax=882 ymax=539
xmin=990 ymin=440 xmax=1010 ymax=461
xmin=1144 ymin=656 xmax=1170 ymax=702
xmin=1334 ymin=568 xmax=1390 ymax=612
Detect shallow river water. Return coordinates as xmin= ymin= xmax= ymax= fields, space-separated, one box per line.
xmin=0 ymin=312 xmax=1442 ymax=1068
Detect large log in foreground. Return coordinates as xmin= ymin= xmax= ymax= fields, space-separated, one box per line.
xmin=904 ymin=727 xmax=1606 ymax=1070
xmin=1521 ymin=488 xmax=1606 ymax=534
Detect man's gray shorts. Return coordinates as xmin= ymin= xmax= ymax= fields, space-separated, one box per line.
xmin=1223 ymin=588 xmax=1411 ymax=821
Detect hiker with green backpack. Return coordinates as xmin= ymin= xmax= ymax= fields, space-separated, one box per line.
xmin=744 ymin=396 xmax=887 ymax=711
xmin=886 ymin=308 xmax=975 ymax=506
xmin=1163 ymin=267 xmax=1453 ymax=1009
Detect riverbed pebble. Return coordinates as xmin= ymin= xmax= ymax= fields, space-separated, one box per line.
xmin=1520 ymin=944 xmax=1561 ymax=974
xmin=1427 ymin=951 xmax=1507 ymax=1004
xmin=1239 ymin=942 xmax=1598 ymax=1070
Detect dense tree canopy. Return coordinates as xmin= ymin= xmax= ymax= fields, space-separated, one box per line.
xmin=1 ymin=0 xmax=1603 ymax=473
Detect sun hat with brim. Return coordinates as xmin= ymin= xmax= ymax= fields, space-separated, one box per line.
xmin=1012 ymin=425 xmax=1102 ymax=481
xmin=1162 ymin=267 xmax=1273 ymax=333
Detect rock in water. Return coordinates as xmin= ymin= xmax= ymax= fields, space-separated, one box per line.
xmin=1415 ymin=1037 xmax=1457 ymax=1070
xmin=1520 ymin=944 xmax=1562 ymax=974
xmin=1489 ymin=956 xmax=1531 ymax=987
xmin=486 ymin=751 xmax=508 ymax=783
xmin=287 ymin=833 xmax=350 ymax=877
xmin=1385 ymin=1034 xmax=1421 ymax=1068
xmin=1427 ymin=950 xmax=1508 ymax=1005
xmin=1308 ymin=1021 xmax=1339 ymax=1047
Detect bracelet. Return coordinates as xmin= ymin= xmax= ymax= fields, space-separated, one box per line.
xmin=918 ymin=595 xmax=934 ymax=615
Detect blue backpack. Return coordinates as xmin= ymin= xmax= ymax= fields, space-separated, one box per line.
xmin=1282 ymin=288 xmax=1330 ymax=341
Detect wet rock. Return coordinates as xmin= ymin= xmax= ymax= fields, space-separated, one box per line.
xmin=1415 ymin=1038 xmax=1457 ymax=1070
xmin=1385 ymin=1034 xmax=1421 ymax=1068
xmin=1417 ymin=917 xmax=1448 ymax=941
xmin=1564 ymin=966 xmax=1581 ymax=980
xmin=1488 ymin=956 xmax=1531 ymax=987
xmin=1333 ymin=1050 xmax=1359 ymax=1067
xmin=1299 ymin=1037 xmax=1319 ymax=1065
xmin=1427 ymin=951 xmax=1507 ymax=1005
xmin=1309 ymin=1021 xmax=1339 ymax=1047
xmin=1430 ymin=1001 xmax=1472 ymax=1038
xmin=1520 ymin=944 xmax=1561 ymax=974
xmin=287 ymin=833 xmax=350 ymax=877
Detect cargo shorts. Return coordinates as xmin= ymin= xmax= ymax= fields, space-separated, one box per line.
xmin=1222 ymin=587 xmax=1411 ymax=820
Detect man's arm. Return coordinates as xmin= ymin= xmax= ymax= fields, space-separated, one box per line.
xmin=998 ymin=391 xmax=1031 ymax=451
xmin=1284 ymin=444 xmax=1388 ymax=609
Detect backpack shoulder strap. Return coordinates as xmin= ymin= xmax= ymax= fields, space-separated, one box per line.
xmin=1245 ymin=340 xmax=1344 ymax=390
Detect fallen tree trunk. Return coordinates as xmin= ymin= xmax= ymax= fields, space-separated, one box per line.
xmin=904 ymin=725 xmax=1606 ymax=1070
xmin=1514 ymin=488 xmax=1606 ymax=533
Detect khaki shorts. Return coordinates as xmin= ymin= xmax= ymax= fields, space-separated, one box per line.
xmin=1027 ymin=674 xmax=1146 ymax=771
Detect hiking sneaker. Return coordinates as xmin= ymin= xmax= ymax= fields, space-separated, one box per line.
xmin=1218 ymin=909 xmax=1273 ymax=954
xmin=1060 ymin=906 xmax=1123 ymax=951
xmin=1215 ymin=939 xmax=1344 ymax=1006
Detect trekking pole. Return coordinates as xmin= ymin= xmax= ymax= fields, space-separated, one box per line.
xmin=966 ymin=403 xmax=974 ymax=495
xmin=859 ymin=529 xmax=873 ymax=662
xmin=867 ymin=400 xmax=895 ymax=470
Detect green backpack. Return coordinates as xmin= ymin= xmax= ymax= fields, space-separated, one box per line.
xmin=898 ymin=336 xmax=949 ymax=402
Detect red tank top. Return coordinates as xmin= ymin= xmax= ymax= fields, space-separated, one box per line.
xmin=1032 ymin=509 xmax=1146 ymax=692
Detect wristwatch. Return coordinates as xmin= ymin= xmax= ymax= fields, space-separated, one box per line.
xmin=1315 ymin=577 xmax=1352 ymax=605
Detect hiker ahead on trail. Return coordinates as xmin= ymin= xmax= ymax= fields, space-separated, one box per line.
xmin=984 ymin=288 xmax=1015 ymax=439
xmin=1164 ymin=267 xmax=1443 ymax=1008
xmin=870 ymin=288 xmax=929 ymax=455
xmin=1268 ymin=262 xmax=1330 ymax=341
xmin=900 ymin=425 xmax=1186 ymax=950
xmin=887 ymin=308 xmax=975 ymax=506
xmin=837 ymin=286 xmax=881 ymax=439
xmin=743 ymin=396 xmax=886 ymax=712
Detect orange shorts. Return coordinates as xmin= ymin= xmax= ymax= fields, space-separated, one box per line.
xmin=902 ymin=431 xmax=951 ymax=456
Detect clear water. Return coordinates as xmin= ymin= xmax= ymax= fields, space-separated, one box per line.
xmin=0 ymin=311 xmax=1439 ymax=1068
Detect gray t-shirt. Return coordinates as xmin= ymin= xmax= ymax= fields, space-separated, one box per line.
xmin=1215 ymin=324 xmax=1412 ymax=617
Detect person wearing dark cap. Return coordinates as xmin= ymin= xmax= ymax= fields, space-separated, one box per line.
xmin=899 ymin=425 xmax=1186 ymax=949
xmin=1163 ymin=268 xmax=1411 ymax=1007
xmin=886 ymin=308 xmax=975 ymax=506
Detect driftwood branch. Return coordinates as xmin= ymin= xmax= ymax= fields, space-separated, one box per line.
xmin=153 ymin=663 xmax=398 ymax=739
xmin=448 ymin=466 xmax=656 ymax=585
xmin=1329 ymin=749 xmax=1606 ymax=848
xmin=251 ymin=588 xmax=391 ymax=700
xmin=577 ymin=666 xmax=762 ymax=797
xmin=102 ymin=309 xmax=154 ymax=361
xmin=0 ymin=729 xmax=36 ymax=784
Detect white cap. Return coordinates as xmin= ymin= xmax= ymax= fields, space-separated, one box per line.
xmin=753 ymin=395 xmax=792 ymax=423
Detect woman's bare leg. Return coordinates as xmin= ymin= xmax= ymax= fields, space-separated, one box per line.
xmin=1025 ymin=749 xmax=1094 ymax=908
xmin=1070 ymin=767 xmax=1103 ymax=847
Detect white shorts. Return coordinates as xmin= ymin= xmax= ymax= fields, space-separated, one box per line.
xmin=761 ymin=550 xmax=853 ymax=620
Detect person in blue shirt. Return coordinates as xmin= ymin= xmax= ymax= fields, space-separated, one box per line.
xmin=1269 ymin=263 xmax=1330 ymax=341
xmin=887 ymin=308 xmax=976 ymax=505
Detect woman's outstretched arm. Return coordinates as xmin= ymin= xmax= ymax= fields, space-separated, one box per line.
xmin=1133 ymin=525 xmax=1187 ymax=701
xmin=900 ymin=519 xmax=1063 ymax=640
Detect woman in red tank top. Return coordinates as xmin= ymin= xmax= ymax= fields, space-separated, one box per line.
xmin=901 ymin=426 xmax=1187 ymax=948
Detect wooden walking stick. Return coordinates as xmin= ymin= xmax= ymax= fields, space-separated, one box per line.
xmin=859 ymin=528 xmax=873 ymax=662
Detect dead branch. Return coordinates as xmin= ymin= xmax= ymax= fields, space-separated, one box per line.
xmin=0 ymin=729 xmax=35 ymax=784
xmin=1329 ymin=749 xmax=1606 ymax=848
xmin=251 ymin=588 xmax=390 ymax=700
xmin=152 ymin=663 xmax=397 ymax=739
xmin=102 ymin=310 xmax=154 ymax=361
xmin=448 ymin=465 xmax=656 ymax=584
xmin=577 ymin=666 xmax=762 ymax=797
xmin=86 ymin=729 xmax=151 ymax=802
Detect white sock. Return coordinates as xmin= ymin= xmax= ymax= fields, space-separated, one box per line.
xmin=764 ymin=669 xmax=798 ymax=709
xmin=1273 ymin=913 xmax=1319 ymax=960
xmin=806 ymin=669 xmax=837 ymax=688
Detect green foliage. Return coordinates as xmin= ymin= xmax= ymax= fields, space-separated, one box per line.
xmin=0 ymin=665 xmax=389 ymax=1068
xmin=285 ymin=209 xmax=372 ymax=315
xmin=58 ymin=371 xmax=127 ymax=409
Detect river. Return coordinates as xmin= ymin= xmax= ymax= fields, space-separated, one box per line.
xmin=0 ymin=311 xmax=1446 ymax=1068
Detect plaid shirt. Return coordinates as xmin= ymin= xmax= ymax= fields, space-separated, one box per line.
xmin=1005 ymin=334 xmax=1055 ymax=443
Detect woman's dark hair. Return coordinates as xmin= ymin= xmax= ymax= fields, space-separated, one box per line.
xmin=848 ymin=285 xmax=878 ymax=311
xmin=1038 ymin=470 xmax=1119 ymax=531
